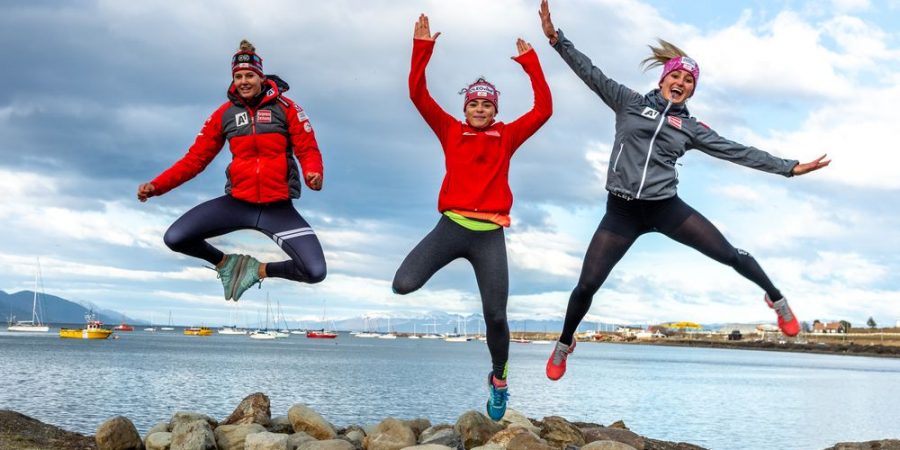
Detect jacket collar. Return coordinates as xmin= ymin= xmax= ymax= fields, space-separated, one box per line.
xmin=647 ymin=89 xmax=690 ymax=118
xmin=227 ymin=76 xmax=289 ymax=107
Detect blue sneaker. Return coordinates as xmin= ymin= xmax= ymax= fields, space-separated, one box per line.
xmin=486 ymin=373 xmax=508 ymax=421
xmin=215 ymin=254 xmax=242 ymax=301
xmin=232 ymin=255 xmax=262 ymax=301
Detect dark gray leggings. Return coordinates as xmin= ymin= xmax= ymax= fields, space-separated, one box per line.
xmin=393 ymin=216 xmax=509 ymax=379
xmin=559 ymin=194 xmax=781 ymax=345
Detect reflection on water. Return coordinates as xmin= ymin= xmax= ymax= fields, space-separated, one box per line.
xmin=1 ymin=331 xmax=898 ymax=450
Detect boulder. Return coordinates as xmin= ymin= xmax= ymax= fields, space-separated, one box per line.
xmin=642 ymin=438 xmax=707 ymax=450
xmin=403 ymin=419 xmax=432 ymax=440
xmin=289 ymin=431 xmax=318 ymax=449
xmin=269 ymin=416 xmax=295 ymax=434
xmin=608 ymin=421 xmax=628 ymax=430
xmin=299 ymin=439 xmax=357 ymax=450
xmin=96 ymin=416 xmax=144 ymax=450
xmin=539 ymin=416 xmax=584 ymax=449
xmin=454 ymin=411 xmax=502 ymax=449
xmin=401 ymin=445 xmax=454 ymax=450
xmin=506 ymin=432 xmax=554 ymax=450
xmin=222 ymin=392 xmax=272 ymax=427
xmin=214 ymin=423 xmax=267 ymax=450
xmin=823 ymin=441 xmax=900 ymax=450
xmin=581 ymin=441 xmax=637 ymax=450
xmin=487 ymin=426 xmax=539 ymax=447
xmin=145 ymin=432 xmax=172 ymax=450
xmin=468 ymin=445 xmax=504 ymax=450
xmin=145 ymin=423 xmax=169 ymax=444
xmin=169 ymin=412 xmax=218 ymax=432
xmin=581 ymin=427 xmax=643 ymax=450
xmin=170 ymin=419 xmax=216 ymax=450
xmin=245 ymin=431 xmax=289 ymax=450
xmin=289 ymin=404 xmax=337 ymax=440
xmin=499 ymin=410 xmax=540 ymax=435
xmin=419 ymin=425 xmax=462 ymax=449
xmin=340 ymin=425 xmax=367 ymax=449
xmin=363 ymin=418 xmax=417 ymax=450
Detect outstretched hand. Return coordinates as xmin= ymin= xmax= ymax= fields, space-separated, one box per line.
xmin=792 ymin=154 xmax=831 ymax=176
xmin=514 ymin=38 xmax=533 ymax=57
xmin=539 ymin=0 xmax=559 ymax=45
xmin=414 ymin=14 xmax=441 ymax=41
xmin=137 ymin=182 xmax=155 ymax=202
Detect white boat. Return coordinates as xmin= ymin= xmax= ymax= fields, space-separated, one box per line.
xmin=249 ymin=329 xmax=277 ymax=340
xmin=444 ymin=335 xmax=470 ymax=342
xmin=218 ymin=326 xmax=248 ymax=335
xmin=8 ymin=260 xmax=50 ymax=333
xmin=378 ymin=317 xmax=397 ymax=339
xmin=407 ymin=323 xmax=421 ymax=339
xmin=444 ymin=315 xmax=471 ymax=342
xmin=159 ymin=311 xmax=175 ymax=331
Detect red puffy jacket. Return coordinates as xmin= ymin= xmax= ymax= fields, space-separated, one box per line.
xmin=151 ymin=76 xmax=323 ymax=203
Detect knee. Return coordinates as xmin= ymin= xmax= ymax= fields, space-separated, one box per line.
xmin=305 ymin=262 xmax=327 ymax=284
xmin=572 ymin=280 xmax=601 ymax=300
xmin=725 ymin=248 xmax=753 ymax=267
xmin=162 ymin=226 xmax=187 ymax=252
xmin=483 ymin=309 xmax=507 ymax=328
xmin=391 ymin=275 xmax=417 ymax=295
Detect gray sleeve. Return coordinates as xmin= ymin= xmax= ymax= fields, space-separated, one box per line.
xmin=551 ymin=29 xmax=641 ymax=112
xmin=690 ymin=121 xmax=799 ymax=177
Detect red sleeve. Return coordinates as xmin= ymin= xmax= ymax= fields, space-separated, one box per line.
xmin=503 ymin=48 xmax=553 ymax=154
xmin=283 ymin=99 xmax=324 ymax=187
xmin=150 ymin=104 xmax=228 ymax=196
xmin=409 ymin=38 xmax=456 ymax=144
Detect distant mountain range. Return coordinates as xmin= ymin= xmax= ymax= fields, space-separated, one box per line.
xmin=1 ymin=290 xmax=143 ymax=326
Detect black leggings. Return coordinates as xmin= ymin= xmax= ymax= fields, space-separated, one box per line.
xmin=393 ymin=216 xmax=509 ymax=379
xmin=163 ymin=195 xmax=326 ymax=284
xmin=559 ymin=194 xmax=781 ymax=345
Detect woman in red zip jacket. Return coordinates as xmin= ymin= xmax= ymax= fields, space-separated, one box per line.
xmin=392 ymin=14 xmax=552 ymax=421
xmin=137 ymin=40 xmax=326 ymax=302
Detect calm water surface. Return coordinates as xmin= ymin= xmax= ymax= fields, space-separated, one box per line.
xmin=1 ymin=330 xmax=898 ymax=450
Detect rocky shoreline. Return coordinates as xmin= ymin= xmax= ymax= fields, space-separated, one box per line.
xmin=1 ymin=393 xmax=898 ymax=450
xmin=623 ymin=337 xmax=900 ymax=358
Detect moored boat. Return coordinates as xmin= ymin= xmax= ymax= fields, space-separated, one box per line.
xmin=183 ymin=327 xmax=213 ymax=336
xmin=59 ymin=312 xmax=112 ymax=340
xmin=113 ymin=323 xmax=134 ymax=332
xmin=306 ymin=329 xmax=337 ymax=339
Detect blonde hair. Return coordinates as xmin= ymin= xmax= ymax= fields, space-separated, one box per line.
xmin=640 ymin=39 xmax=689 ymax=71
xmin=238 ymin=39 xmax=256 ymax=53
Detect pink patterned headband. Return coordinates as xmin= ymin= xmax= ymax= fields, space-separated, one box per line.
xmin=659 ymin=56 xmax=700 ymax=85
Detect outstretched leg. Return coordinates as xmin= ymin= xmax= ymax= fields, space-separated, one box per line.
xmin=163 ymin=195 xmax=259 ymax=265
xmin=257 ymin=201 xmax=326 ymax=284
xmin=392 ymin=216 xmax=467 ymax=295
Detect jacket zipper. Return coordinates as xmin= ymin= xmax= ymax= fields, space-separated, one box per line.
xmin=612 ymin=143 xmax=624 ymax=172
xmin=636 ymin=101 xmax=671 ymax=199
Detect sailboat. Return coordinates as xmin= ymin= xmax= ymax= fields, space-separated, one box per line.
xmin=219 ymin=302 xmax=247 ymax=335
xmin=354 ymin=316 xmax=379 ymax=338
xmin=378 ymin=316 xmax=397 ymax=339
xmin=249 ymin=293 xmax=277 ymax=340
xmin=444 ymin=315 xmax=471 ymax=342
xmin=159 ymin=311 xmax=175 ymax=331
xmin=408 ymin=323 xmax=420 ymax=339
xmin=511 ymin=320 xmax=531 ymax=344
xmin=421 ymin=317 xmax=441 ymax=339
xmin=144 ymin=313 xmax=157 ymax=332
xmin=273 ymin=299 xmax=290 ymax=338
xmin=306 ymin=299 xmax=337 ymax=339
xmin=8 ymin=259 xmax=50 ymax=333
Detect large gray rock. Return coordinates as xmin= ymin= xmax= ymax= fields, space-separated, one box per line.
xmin=363 ymin=418 xmax=417 ymax=450
xmin=401 ymin=445 xmax=454 ymax=450
xmin=340 ymin=425 xmax=367 ymax=450
xmin=170 ymin=419 xmax=216 ymax=450
xmin=169 ymin=412 xmax=218 ymax=432
xmin=299 ymin=439 xmax=357 ymax=450
xmin=581 ymin=441 xmax=637 ymax=450
xmin=146 ymin=432 xmax=172 ymax=450
xmin=145 ymin=423 xmax=169 ymax=445
xmin=245 ymin=431 xmax=289 ymax=450
xmin=581 ymin=427 xmax=644 ymax=450
xmin=498 ymin=410 xmax=539 ymax=436
xmin=823 ymin=441 xmax=900 ymax=450
xmin=419 ymin=425 xmax=462 ymax=449
xmin=539 ymin=416 xmax=584 ymax=449
xmin=289 ymin=431 xmax=318 ymax=449
xmin=288 ymin=404 xmax=337 ymax=440
xmin=270 ymin=416 xmax=295 ymax=434
xmin=454 ymin=411 xmax=502 ymax=450
xmin=487 ymin=426 xmax=540 ymax=448
xmin=642 ymin=438 xmax=707 ymax=450
xmin=96 ymin=416 xmax=144 ymax=450
xmin=215 ymin=423 xmax=267 ymax=450
xmin=222 ymin=392 xmax=272 ymax=427
xmin=403 ymin=419 xmax=432 ymax=440
xmin=506 ymin=432 xmax=553 ymax=450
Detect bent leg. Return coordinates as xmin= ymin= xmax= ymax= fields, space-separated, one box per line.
xmin=661 ymin=203 xmax=782 ymax=300
xmin=392 ymin=216 xmax=465 ymax=295
xmin=257 ymin=201 xmax=327 ymax=284
xmin=163 ymin=196 xmax=257 ymax=265
xmin=468 ymin=229 xmax=510 ymax=380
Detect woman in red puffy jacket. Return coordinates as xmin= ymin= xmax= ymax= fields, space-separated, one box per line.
xmin=137 ymin=40 xmax=326 ymax=302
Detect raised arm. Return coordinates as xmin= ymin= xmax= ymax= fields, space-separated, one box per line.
xmin=409 ymin=14 xmax=455 ymax=139
xmin=505 ymin=38 xmax=553 ymax=152
xmin=539 ymin=0 xmax=640 ymax=112
xmin=690 ymin=122 xmax=802 ymax=177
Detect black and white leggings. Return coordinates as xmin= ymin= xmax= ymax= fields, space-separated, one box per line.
xmin=163 ymin=195 xmax=326 ymax=284
xmin=559 ymin=193 xmax=782 ymax=345
xmin=393 ymin=216 xmax=509 ymax=379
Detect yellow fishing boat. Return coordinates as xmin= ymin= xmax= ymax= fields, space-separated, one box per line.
xmin=183 ymin=326 xmax=213 ymax=336
xmin=59 ymin=312 xmax=113 ymax=340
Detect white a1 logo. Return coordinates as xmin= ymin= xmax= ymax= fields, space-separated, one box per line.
xmin=235 ymin=112 xmax=249 ymax=127
xmin=641 ymin=107 xmax=659 ymax=120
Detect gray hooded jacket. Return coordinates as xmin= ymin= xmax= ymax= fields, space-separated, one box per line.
xmin=553 ymin=30 xmax=798 ymax=201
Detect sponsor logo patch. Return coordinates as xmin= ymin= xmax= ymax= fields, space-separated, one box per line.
xmin=257 ymin=109 xmax=272 ymax=124
xmin=485 ymin=130 xmax=501 ymax=137
xmin=667 ymin=115 xmax=682 ymax=129
xmin=303 ymin=122 xmax=312 ymax=133
xmin=235 ymin=112 xmax=249 ymax=127
xmin=641 ymin=107 xmax=659 ymax=119
xmin=297 ymin=110 xmax=309 ymax=122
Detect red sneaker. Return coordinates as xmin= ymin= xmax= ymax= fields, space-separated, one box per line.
xmin=546 ymin=339 xmax=576 ymax=381
xmin=765 ymin=295 xmax=800 ymax=337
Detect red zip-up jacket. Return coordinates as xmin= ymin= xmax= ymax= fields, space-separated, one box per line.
xmin=151 ymin=76 xmax=323 ymax=203
xmin=409 ymin=39 xmax=552 ymax=223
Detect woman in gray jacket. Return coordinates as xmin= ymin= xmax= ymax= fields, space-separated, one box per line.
xmin=538 ymin=0 xmax=830 ymax=380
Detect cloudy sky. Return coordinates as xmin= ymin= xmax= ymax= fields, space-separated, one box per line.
xmin=2 ymin=0 xmax=898 ymax=329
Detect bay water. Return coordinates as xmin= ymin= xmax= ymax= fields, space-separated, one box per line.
xmin=1 ymin=330 xmax=898 ymax=449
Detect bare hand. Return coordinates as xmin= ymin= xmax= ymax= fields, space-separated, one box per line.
xmin=305 ymin=172 xmax=323 ymax=191
xmin=539 ymin=0 xmax=559 ymax=45
xmin=414 ymin=14 xmax=441 ymax=41
xmin=137 ymin=183 xmax=155 ymax=202
xmin=514 ymin=38 xmax=533 ymax=57
xmin=792 ymin=154 xmax=831 ymax=176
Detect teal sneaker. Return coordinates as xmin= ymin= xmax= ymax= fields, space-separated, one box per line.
xmin=485 ymin=373 xmax=508 ymax=421
xmin=231 ymin=255 xmax=262 ymax=301
xmin=215 ymin=254 xmax=242 ymax=301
